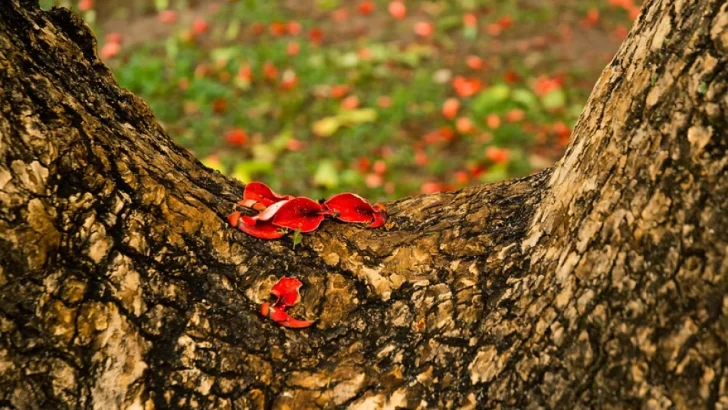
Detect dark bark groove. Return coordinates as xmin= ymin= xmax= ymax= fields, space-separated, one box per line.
xmin=0 ymin=0 xmax=726 ymax=409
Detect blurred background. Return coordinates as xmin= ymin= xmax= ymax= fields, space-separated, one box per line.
xmin=40 ymin=0 xmax=642 ymax=202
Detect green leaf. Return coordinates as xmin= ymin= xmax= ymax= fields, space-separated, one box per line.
xmin=201 ymin=155 xmax=225 ymax=174
xmin=312 ymin=117 xmax=341 ymax=137
xmin=472 ymin=84 xmax=510 ymax=114
xmin=154 ymin=0 xmax=169 ymax=11
xmin=210 ymin=47 xmax=239 ymax=65
xmin=292 ymin=230 xmax=303 ymax=249
xmin=231 ymin=160 xmax=273 ymax=183
xmin=313 ymin=159 xmax=339 ymax=189
xmin=339 ymin=108 xmax=377 ymax=124
xmin=270 ymin=127 xmax=293 ymax=152
xmin=338 ymin=52 xmax=359 ymax=68
xmin=511 ymin=88 xmax=539 ymax=111
xmin=541 ymin=89 xmax=566 ymax=111
xmin=316 ymin=0 xmax=340 ymax=10
xmin=462 ymin=25 xmax=478 ymax=40
xmin=165 ymin=37 xmax=179 ymax=60
xmin=437 ymin=15 xmax=462 ymax=31
xmin=225 ymin=20 xmax=241 ymax=41
xmin=252 ymin=144 xmax=277 ymax=163
xmin=83 ymin=10 xmax=96 ymax=24
xmin=481 ymin=163 xmax=509 ymax=184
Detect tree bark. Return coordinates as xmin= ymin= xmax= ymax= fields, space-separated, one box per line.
xmin=0 ymin=0 xmax=726 ymax=408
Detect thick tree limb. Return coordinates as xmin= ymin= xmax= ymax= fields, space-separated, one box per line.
xmin=0 ymin=0 xmax=726 ymax=408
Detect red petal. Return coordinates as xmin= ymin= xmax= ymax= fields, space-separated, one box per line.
xmin=227 ymin=211 xmax=242 ymax=228
xmin=239 ymin=199 xmax=258 ymax=208
xmin=325 ymin=193 xmax=375 ymax=224
xmin=262 ymin=303 xmax=293 ymax=323
xmin=271 ymin=277 xmax=303 ymax=307
xmin=256 ymin=200 xmax=290 ymax=221
xmin=242 ymin=181 xmax=292 ymax=208
xmin=238 ymin=217 xmax=286 ymax=239
xmin=260 ymin=302 xmax=271 ymax=317
xmin=261 ymin=303 xmax=314 ymax=328
xmin=369 ymin=205 xmax=387 ymax=228
xmin=279 ymin=315 xmax=315 ymax=328
xmin=272 ymin=197 xmax=325 ymax=232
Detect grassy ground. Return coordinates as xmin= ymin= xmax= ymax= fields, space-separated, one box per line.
xmin=41 ymin=0 xmax=642 ymax=201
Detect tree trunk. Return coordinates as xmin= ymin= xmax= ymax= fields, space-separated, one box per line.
xmin=0 ymin=0 xmax=726 ymax=408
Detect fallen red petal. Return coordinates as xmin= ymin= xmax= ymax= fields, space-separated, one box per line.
xmin=324 ymin=193 xmax=376 ymax=224
xmin=256 ymin=200 xmax=290 ymax=221
xmin=242 ymin=215 xmax=257 ymax=226
xmin=279 ymin=315 xmax=315 ymax=328
xmin=272 ymin=197 xmax=325 ymax=232
xmin=227 ymin=211 xmax=242 ymax=228
xmin=369 ymin=204 xmax=387 ymax=228
xmin=238 ymin=217 xmax=286 ymax=239
xmin=261 ymin=301 xmax=314 ymax=328
xmin=270 ymin=277 xmax=303 ymax=308
xmin=260 ymin=301 xmax=271 ymax=317
xmin=242 ymin=181 xmax=292 ymax=208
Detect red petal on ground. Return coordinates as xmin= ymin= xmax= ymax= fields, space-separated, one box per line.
xmin=324 ymin=193 xmax=376 ymax=224
xmin=243 ymin=181 xmax=291 ymax=208
xmin=271 ymin=197 xmax=325 ymax=232
xmin=239 ymin=217 xmax=286 ymax=239
xmin=270 ymin=277 xmax=303 ymax=307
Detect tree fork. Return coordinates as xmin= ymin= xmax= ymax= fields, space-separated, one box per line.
xmin=0 ymin=0 xmax=726 ymax=409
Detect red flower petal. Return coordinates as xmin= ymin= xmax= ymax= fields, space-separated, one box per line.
xmin=260 ymin=301 xmax=271 ymax=317
xmin=260 ymin=301 xmax=314 ymax=328
xmin=369 ymin=204 xmax=387 ymax=228
xmin=270 ymin=277 xmax=303 ymax=307
xmin=241 ymin=181 xmax=292 ymax=208
xmin=260 ymin=278 xmax=315 ymax=328
xmin=255 ymin=199 xmax=291 ymax=221
xmin=324 ymin=193 xmax=376 ymax=224
xmin=227 ymin=211 xmax=242 ymax=228
xmin=238 ymin=217 xmax=286 ymax=239
xmin=272 ymin=197 xmax=325 ymax=232
xmin=278 ymin=314 xmax=315 ymax=328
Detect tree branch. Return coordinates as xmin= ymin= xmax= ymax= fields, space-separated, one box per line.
xmin=0 ymin=0 xmax=726 ymax=409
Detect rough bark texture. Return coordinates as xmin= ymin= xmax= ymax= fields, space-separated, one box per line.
xmin=0 ymin=0 xmax=726 ymax=409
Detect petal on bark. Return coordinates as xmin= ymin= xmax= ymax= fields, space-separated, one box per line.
xmin=272 ymin=197 xmax=325 ymax=232
xmin=240 ymin=181 xmax=292 ymax=208
xmin=278 ymin=314 xmax=315 ymax=328
xmin=270 ymin=277 xmax=303 ymax=307
xmin=260 ymin=301 xmax=314 ymax=328
xmin=255 ymin=200 xmax=291 ymax=221
xmin=369 ymin=204 xmax=387 ymax=228
xmin=238 ymin=217 xmax=286 ymax=239
xmin=324 ymin=193 xmax=376 ymax=224
xmin=227 ymin=211 xmax=242 ymax=228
